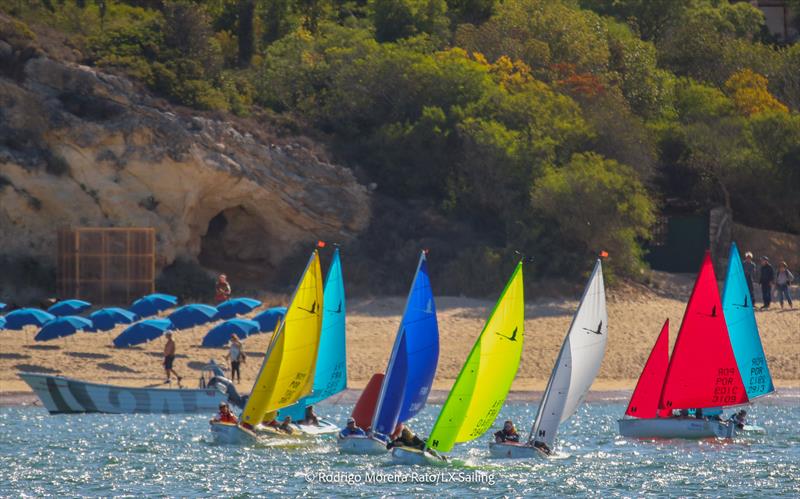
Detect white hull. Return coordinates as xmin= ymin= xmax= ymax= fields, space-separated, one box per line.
xmin=292 ymin=418 xmax=339 ymax=436
xmin=488 ymin=442 xmax=549 ymax=459
xmin=618 ymin=418 xmax=736 ymax=439
xmin=390 ymin=446 xmax=445 ymax=465
xmin=19 ymin=372 xmax=226 ymax=414
xmin=338 ymin=435 xmax=388 ymax=455
xmin=209 ymin=422 xmax=258 ymax=445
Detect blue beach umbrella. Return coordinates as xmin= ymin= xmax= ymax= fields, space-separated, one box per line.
xmin=129 ymin=293 xmax=178 ymax=318
xmin=89 ymin=308 xmax=139 ymax=332
xmin=113 ymin=319 xmax=174 ymax=348
xmin=167 ymin=304 xmax=218 ymax=330
xmin=47 ymin=299 xmax=92 ymax=317
xmin=4 ymin=308 xmax=56 ymax=330
xmin=215 ymin=297 xmax=262 ymax=320
xmin=35 ymin=316 xmax=94 ymax=342
xmin=0 ymin=316 xmax=6 ymax=330
xmin=252 ymin=306 xmax=287 ymax=333
xmin=201 ymin=319 xmax=260 ymax=347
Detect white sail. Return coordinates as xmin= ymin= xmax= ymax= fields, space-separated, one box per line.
xmin=529 ymin=259 xmax=607 ymax=449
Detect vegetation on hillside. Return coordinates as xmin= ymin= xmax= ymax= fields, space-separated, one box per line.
xmin=1 ymin=0 xmax=798 ymax=292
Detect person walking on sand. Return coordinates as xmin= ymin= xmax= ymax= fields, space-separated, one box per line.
xmin=759 ymin=256 xmax=775 ymax=310
xmin=775 ymin=261 xmax=794 ymax=309
xmin=215 ymin=274 xmax=232 ymax=304
xmin=225 ymin=334 xmax=245 ymax=383
xmin=743 ymin=251 xmax=757 ymax=304
xmin=163 ymin=332 xmax=182 ymax=385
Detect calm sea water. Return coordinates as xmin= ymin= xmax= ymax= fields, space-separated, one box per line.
xmin=1 ymin=398 xmax=798 ymax=497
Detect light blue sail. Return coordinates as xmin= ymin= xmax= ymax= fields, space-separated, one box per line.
xmin=722 ymin=242 xmax=774 ymax=399
xmin=278 ymin=249 xmax=347 ymax=421
xmin=371 ymin=251 xmax=439 ymax=435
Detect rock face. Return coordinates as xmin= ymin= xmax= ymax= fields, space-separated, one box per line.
xmin=0 ymin=30 xmax=370 ymax=277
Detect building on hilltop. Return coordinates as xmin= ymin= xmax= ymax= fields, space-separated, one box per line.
xmin=749 ymin=1 xmax=799 ymax=42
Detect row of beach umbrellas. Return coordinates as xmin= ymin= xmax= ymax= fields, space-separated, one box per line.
xmin=0 ymin=295 xmax=285 ymax=348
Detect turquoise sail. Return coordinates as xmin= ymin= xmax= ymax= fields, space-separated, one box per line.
xmin=278 ymin=249 xmax=347 ymax=420
xmin=722 ymin=242 xmax=774 ymax=399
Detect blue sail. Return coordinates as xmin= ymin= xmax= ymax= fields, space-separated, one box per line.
xmin=278 ymin=249 xmax=347 ymax=420
xmin=371 ymin=252 xmax=439 ymax=435
xmin=722 ymin=242 xmax=774 ymax=399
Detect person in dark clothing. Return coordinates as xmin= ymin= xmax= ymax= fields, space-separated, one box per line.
xmin=743 ymin=252 xmax=757 ymax=304
xmin=759 ymin=256 xmax=775 ymax=309
xmin=494 ymin=420 xmax=521 ymax=443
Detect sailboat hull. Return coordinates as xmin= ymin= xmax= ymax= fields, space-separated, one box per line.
xmin=390 ymin=446 xmax=446 ymax=465
xmin=338 ymin=435 xmax=388 ymax=455
xmin=209 ymin=422 xmax=259 ymax=445
xmin=488 ymin=442 xmax=549 ymax=459
xmin=617 ymin=418 xmax=735 ymax=439
xmin=292 ymin=418 xmax=340 ymax=436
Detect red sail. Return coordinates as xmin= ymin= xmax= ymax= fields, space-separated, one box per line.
xmin=625 ymin=319 xmax=670 ymax=418
xmin=659 ymin=253 xmax=749 ymax=410
xmin=351 ymin=373 xmax=384 ymax=429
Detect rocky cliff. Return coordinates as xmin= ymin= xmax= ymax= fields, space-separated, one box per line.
xmin=0 ymin=19 xmax=370 ymax=286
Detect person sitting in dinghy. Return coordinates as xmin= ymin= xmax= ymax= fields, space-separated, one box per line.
xmin=301 ymin=406 xmax=319 ymax=426
xmin=386 ymin=425 xmax=425 ymax=451
xmin=730 ymin=410 xmax=748 ymax=429
xmin=339 ymin=418 xmax=366 ymax=438
xmin=279 ymin=416 xmax=296 ymax=434
xmin=494 ymin=420 xmax=520 ymax=443
xmin=210 ymin=402 xmax=237 ymax=424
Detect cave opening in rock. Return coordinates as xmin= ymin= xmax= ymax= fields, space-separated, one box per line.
xmin=198 ymin=207 xmax=273 ymax=286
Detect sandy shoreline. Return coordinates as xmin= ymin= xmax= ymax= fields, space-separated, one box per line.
xmin=2 ymin=289 xmax=798 ymax=399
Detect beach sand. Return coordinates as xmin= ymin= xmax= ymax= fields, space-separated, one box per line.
xmin=1 ymin=287 xmax=798 ymax=396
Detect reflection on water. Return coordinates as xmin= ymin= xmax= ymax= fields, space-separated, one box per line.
xmin=0 ymin=399 xmax=798 ymax=496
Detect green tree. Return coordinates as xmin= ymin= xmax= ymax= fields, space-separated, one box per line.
xmin=580 ymin=0 xmax=692 ymax=41
xmin=531 ymin=152 xmax=655 ymax=276
xmin=373 ymin=0 xmax=449 ymax=43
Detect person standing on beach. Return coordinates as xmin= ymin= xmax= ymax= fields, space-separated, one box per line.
xmin=775 ymin=261 xmax=794 ymax=309
xmin=759 ymin=256 xmax=775 ymax=310
xmin=743 ymin=251 xmax=757 ymax=304
xmin=215 ymin=274 xmax=232 ymax=304
xmin=163 ymin=332 xmax=182 ymax=385
xmin=225 ymin=334 xmax=245 ymax=383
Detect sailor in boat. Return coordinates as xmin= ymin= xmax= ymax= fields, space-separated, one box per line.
xmin=339 ymin=418 xmax=366 ymax=438
xmin=494 ymin=420 xmax=520 ymax=444
xmin=300 ymin=406 xmax=319 ymax=426
xmin=386 ymin=425 xmax=425 ymax=451
xmin=279 ymin=416 xmax=296 ymax=434
xmin=730 ymin=410 xmax=748 ymax=429
xmin=210 ymin=402 xmax=238 ymax=424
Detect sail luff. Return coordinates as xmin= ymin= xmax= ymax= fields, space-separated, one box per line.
xmin=722 ymin=242 xmax=774 ymax=399
xmin=427 ymin=261 xmax=524 ymax=453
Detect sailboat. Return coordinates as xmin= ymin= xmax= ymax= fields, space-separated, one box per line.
xmin=210 ymin=248 xmax=324 ymax=444
xmin=489 ymin=257 xmax=608 ymax=458
xmin=618 ymin=252 xmax=748 ymax=439
xmin=339 ymin=251 xmax=439 ymax=454
xmin=276 ymin=248 xmax=347 ymax=435
xmin=391 ymin=259 xmax=525 ymax=464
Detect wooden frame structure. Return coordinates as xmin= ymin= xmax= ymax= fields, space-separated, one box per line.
xmin=57 ymin=228 xmax=156 ymax=305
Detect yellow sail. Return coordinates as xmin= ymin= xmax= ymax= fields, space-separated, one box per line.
xmin=241 ymin=250 xmax=323 ymax=425
xmin=428 ymin=262 xmax=524 ymax=452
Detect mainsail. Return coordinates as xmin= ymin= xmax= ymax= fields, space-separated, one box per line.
xmin=659 ymin=252 xmax=748 ymax=410
xmin=530 ymin=258 xmax=608 ymax=450
xmin=722 ymin=242 xmax=774 ymax=399
xmin=427 ymin=261 xmax=525 ymax=453
xmin=240 ymin=250 xmax=324 ymax=425
xmin=625 ymin=320 xmax=671 ymax=419
xmin=279 ymin=248 xmax=347 ymax=420
xmin=371 ymin=251 xmax=439 ymax=435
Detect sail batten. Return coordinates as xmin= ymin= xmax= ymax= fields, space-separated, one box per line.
xmin=240 ymin=250 xmax=324 ymax=425
xmin=625 ymin=320 xmax=670 ymax=419
xmin=722 ymin=242 xmax=774 ymax=400
xmin=659 ymin=252 xmax=748 ymax=411
xmin=530 ymin=259 xmax=607 ymax=449
xmin=371 ymin=252 xmax=439 ymax=435
xmin=428 ymin=262 xmax=525 ymax=453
